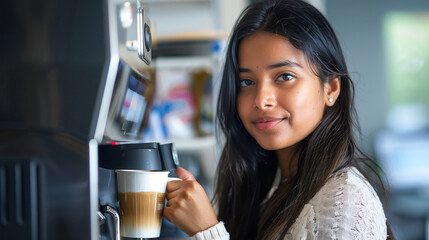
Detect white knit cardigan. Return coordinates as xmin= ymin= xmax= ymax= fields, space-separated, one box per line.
xmin=190 ymin=167 xmax=387 ymax=240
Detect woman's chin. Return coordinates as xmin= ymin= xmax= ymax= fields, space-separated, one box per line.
xmin=257 ymin=141 xmax=283 ymax=151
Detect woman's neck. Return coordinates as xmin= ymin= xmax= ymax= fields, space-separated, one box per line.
xmin=276 ymin=144 xmax=300 ymax=180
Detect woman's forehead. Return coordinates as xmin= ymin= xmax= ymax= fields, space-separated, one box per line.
xmin=238 ymin=31 xmax=308 ymax=70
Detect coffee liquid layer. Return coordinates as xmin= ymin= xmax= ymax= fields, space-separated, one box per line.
xmin=119 ymin=191 xmax=165 ymax=238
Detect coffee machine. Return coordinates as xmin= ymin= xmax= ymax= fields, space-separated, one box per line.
xmin=0 ymin=0 xmax=179 ymax=239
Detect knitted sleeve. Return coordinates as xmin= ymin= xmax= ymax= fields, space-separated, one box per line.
xmin=189 ymin=221 xmax=230 ymax=240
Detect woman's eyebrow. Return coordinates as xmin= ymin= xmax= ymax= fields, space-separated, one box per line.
xmin=238 ymin=59 xmax=302 ymax=73
xmin=268 ymin=59 xmax=302 ymax=69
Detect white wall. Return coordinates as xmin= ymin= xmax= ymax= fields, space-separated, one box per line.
xmin=326 ymin=0 xmax=429 ymax=156
xmin=141 ymin=0 xmax=246 ymax=38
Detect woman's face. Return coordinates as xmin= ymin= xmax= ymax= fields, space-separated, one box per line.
xmin=237 ymin=31 xmax=329 ymax=151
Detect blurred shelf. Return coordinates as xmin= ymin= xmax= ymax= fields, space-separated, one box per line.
xmin=154 ymin=56 xmax=213 ymax=70
xmin=153 ymin=31 xmax=226 ymax=57
xmin=162 ymin=135 xmax=215 ymax=152
xmin=163 ymin=135 xmax=217 ymax=182
xmin=156 ymin=30 xmax=226 ymax=43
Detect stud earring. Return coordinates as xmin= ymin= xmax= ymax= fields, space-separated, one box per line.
xmin=328 ymin=98 xmax=333 ymax=103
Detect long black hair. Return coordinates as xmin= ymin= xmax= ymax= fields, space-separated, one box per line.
xmin=214 ymin=0 xmax=392 ymax=239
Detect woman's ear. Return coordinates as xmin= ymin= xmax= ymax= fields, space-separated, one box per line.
xmin=324 ymin=76 xmax=341 ymax=107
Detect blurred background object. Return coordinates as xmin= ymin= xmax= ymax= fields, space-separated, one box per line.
xmin=326 ymin=0 xmax=429 ymax=239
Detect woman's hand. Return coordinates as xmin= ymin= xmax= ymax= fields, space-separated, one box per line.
xmin=163 ymin=167 xmax=219 ymax=236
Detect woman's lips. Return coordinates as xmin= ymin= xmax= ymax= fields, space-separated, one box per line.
xmin=253 ymin=117 xmax=285 ymax=130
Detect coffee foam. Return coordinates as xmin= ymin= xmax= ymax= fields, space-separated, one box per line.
xmin=116 ymin=170 xmax=169 ymax=193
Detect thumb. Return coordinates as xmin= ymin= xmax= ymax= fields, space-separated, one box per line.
xmin=175 ymin=167 xmax=195 ymax=181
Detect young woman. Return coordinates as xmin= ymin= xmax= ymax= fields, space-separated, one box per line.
xmin=163 ymin=0 xmax=392 ymax=239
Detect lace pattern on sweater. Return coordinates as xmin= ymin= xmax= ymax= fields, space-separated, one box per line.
xmin=284 ymin=167 xmax=387 ymax=240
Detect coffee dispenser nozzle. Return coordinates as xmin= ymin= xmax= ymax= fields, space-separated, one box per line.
xmin=99 ymin=206 xmax=120 ymax=240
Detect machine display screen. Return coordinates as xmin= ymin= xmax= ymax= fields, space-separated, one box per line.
xmin=103 ymin=60 xmax=154 ymax=140
xmin=119 ymin=73 xmax=148 ymax=135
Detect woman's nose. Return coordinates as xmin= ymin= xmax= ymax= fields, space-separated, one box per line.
xmin=254 ymin=84 xmax=277 ymax=110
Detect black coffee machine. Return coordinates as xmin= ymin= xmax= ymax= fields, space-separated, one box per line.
xmin=0 ymin=0 xmax=179 ymax=239
xmin=98 ymin=141 xmax=180 ymax=240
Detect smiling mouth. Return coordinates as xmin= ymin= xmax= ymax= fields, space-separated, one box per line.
xmin=253 ymin=118 xmax=286 ymax=130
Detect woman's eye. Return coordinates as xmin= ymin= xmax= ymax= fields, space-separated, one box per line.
xmin=277 ymin=73 xmax=295 ymax=82
xmin=239 ymin=79 xmax=254 ymax=87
